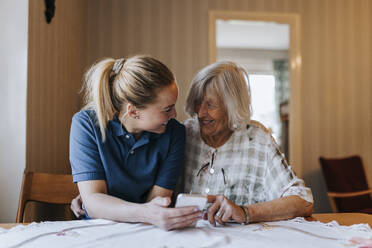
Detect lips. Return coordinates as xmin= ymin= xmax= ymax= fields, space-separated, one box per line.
xmin=199 ymin=119 xmax=215 ymax=126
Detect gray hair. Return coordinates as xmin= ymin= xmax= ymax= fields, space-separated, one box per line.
xmin=185 ymin=61 xmax=251 ymax=130
xmin=82 ymin=55 xmax=175 ymax=141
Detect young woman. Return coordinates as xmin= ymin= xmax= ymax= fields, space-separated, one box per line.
xmin=69 ymin=55 xmax=201 ymax=230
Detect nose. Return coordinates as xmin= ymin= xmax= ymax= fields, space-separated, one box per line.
xmin=197 ymin=102 xmax=207 ymax=118
xmin=169 ymin=107 xmax=177 ymax=119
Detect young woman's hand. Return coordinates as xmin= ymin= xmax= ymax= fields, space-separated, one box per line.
xmin=144 ymin=196 xmax=202 ymax=231
xmin=205 ymin=194 xmax=246 ymax=226
xmin=70 ymin=194 xmax=85 ymax=218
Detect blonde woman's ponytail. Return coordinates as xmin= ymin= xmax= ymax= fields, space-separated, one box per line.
xmin=82 ymin=58 xmax=116 ymax=141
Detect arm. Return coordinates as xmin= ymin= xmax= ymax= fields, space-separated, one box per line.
xmin=205 ymin=194 xmax=313 ymax=226
xmin=71 ymin=185 xmax=172 ymax=218
xmin=153 ymin=120 xmax=186 ymax=194
xmin=147 ymin=185 xmax=173 ymax=202
xmin=78 ymin=180 xmax=201 ymax=230
xmin=243 ymin=195 xmax=313 ymax=223
xmin=78 ymin=180 xmax=140 ymax=222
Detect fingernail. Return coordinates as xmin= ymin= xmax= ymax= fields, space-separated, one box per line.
xmin=194 ymin=207 xmax=199 ymax=211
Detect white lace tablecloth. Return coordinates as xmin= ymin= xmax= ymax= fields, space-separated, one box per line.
xmin=0 ymin=218 xmax=371 ymax=248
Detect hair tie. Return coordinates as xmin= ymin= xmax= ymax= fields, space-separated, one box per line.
xmin=109 ymin=58 xmax=125 ymax=83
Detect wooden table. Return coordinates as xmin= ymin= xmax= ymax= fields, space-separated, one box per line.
xmin=1 ymin=213 xmax=371 ymax=229
xmin=0 ymin=223 xmax=24 ymax=229
xmin=311 ymin=213 xmax=372 ymax=227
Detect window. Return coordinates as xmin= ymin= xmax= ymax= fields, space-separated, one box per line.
xmin=248 ymin=74 xmax=281 ymax=145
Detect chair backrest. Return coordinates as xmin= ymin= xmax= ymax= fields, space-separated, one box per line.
xmin=319 ymin=155 xmax=372 ymax=212
xmin=16 ymin=171 xmax=79 ymax=223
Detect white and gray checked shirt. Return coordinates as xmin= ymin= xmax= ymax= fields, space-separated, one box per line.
xmin=183 ymin=118 xmax=313 ymax=205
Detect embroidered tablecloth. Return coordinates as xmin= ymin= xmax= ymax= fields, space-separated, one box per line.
xmin=0 ymin=217 xmax=371 ymax=248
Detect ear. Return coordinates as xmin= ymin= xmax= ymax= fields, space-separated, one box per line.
xmin=127 ymin=103 xmax=139 ymax=119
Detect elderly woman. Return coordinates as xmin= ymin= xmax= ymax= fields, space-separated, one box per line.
xmin=182 ymin=61 xmax=313 ymax=226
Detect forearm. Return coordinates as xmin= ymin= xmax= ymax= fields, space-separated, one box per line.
xmin=146 ymin=185 xmax=173 ymax=202
xmin=83 ymin=192 xmax=149 ymax=223
xmin=245 ymin=195 xmax=313 ymax=223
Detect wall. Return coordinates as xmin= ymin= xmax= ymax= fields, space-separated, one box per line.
xmin=86 ymin=0 xmax=372 ymax=213
xmin=27 ymin=0 xmax=89 ymax=174
xmin=0 ymin=0 xmax=28 ymax=222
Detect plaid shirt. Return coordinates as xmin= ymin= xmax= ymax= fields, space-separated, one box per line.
xmin=183 ymin=118 xmax=313 ymax=205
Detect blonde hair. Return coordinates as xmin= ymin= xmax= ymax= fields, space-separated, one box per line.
xmin=185 ymin=61 xmax=251 ymax=130
xmin=82 ymin=55 xmax=175 ymax=141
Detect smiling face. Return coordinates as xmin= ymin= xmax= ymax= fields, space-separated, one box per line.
xmin=136 ymin=82 xmax=178 ymax=134
xmin=195 ymin=85 xmax=230 ymax=140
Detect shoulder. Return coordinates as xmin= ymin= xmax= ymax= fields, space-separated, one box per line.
xmin=72 ymin=109 xmax=98 ymax=126
xmin=244 ymin=120 xmax=273 ymax=145
xmin=168 ymin=118 xmax=185 ymax=129
xmin=246 ymin=120 xmax=284 ymax=159
xmin=71 ymin=109 xmax=100 ymax=138
xmin=164 ymin=118 xmax=185 ymax=139
xmin=183 ymin=118 xmax=199 ymax=136
xmin=167 ymin=118 xmax=185 ymax=132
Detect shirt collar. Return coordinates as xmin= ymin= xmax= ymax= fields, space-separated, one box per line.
xmin=109 ymin=116 xmax=161 ymax=140
xmin=110 ymin=116 xmax=125 ymax=136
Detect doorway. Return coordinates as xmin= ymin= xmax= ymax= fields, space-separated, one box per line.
xmin=209 ymin=11 xmax=303 ymax=176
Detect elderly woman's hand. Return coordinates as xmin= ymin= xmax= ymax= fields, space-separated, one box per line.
xmin=205 ymin=194 xmax=246 ymax=226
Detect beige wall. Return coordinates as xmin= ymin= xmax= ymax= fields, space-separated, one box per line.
xmin=27 ymin=0 xmax=88 ymax=174
xmin=26 ymin=0 xmax=372 ymax=213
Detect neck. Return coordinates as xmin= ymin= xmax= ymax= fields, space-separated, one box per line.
xmin=201 ymin=129 xmax=233 ymax=148
xmin=119 ymin=112 xmax=143 ymax=139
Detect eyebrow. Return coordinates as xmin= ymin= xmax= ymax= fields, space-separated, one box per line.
xmin=204 ymin=98 xmax=218 ymax=105
xmin=163 ymin=104 xmax=175 ymax=110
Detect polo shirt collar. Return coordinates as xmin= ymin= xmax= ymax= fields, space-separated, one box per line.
xmin=110 ymin=116 xmax=161 ymax=140
xmin=111 ymin=116 xmax=125 ymax=136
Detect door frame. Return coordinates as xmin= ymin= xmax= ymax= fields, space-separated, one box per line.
xmin=209 ymin=11 xmax=303 ymax=176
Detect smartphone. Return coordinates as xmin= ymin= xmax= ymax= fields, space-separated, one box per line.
xmin=175 ymin=193 xmax=207 ymax=211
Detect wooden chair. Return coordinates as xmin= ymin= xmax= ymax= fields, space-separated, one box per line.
xmin=319 ymin=156 xmax=372 ymax=214
xmin=16 ymin=171 xmax=79 ymax=223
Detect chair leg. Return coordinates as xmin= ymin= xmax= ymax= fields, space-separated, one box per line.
xmin=328 ymin=196 xmax=339 ymax=213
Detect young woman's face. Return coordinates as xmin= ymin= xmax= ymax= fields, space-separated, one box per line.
xmin=137 ymin=82 xmax=178 ymax=134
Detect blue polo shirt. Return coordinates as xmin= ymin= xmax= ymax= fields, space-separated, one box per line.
xmin=69 ymin=110 xmax=185 ymax=203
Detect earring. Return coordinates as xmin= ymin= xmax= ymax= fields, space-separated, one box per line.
xmin=135 ymin=116 xmax=139 ymax=119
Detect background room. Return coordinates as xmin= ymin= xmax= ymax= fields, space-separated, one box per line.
xmin=1 ymin=0 xmax=371 ymax=222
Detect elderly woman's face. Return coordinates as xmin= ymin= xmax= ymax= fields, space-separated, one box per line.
xmin=195 ymin=87 xmax=230 ymax=138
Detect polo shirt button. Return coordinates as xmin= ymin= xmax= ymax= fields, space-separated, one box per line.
xmin=130 ymin=150 xmax=134 ymax=154
xmin=209 ymin=168 xmax=215 ymax=174
xmin=205 ymin=188 xmax=210 ymax=193
xmin=125 ymin=135 xmax=130 ymax=139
